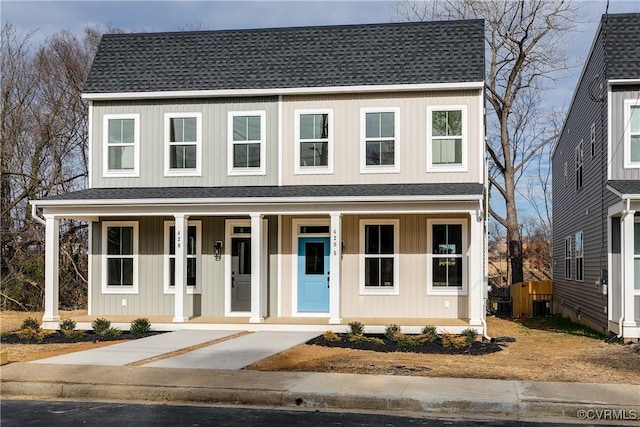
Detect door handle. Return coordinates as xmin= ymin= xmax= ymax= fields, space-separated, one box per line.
xmin=327 ymin=271 xmax=330 ymax=288
xmin=232 ymin=274 xmax=235 ymax=288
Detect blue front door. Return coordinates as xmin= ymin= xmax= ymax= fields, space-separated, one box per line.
xmin=298 ymin=237 xmax=330 ymax=312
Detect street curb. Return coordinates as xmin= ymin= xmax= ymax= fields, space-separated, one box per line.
xmin=5 ymin=379 xmax=639 ymax=423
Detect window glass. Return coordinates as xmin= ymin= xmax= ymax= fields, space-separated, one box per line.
xmin=107 ymin=119 xmax=135 ymax=170
xmin=305 ymin=242 xmax=325 ymax=275
xmin=431 ymin=224 xmax=463 ymax=288
xmin=431 ymin=110 xmax=463 ymax=165
xmin=299 ymin=113 xmax=329 ymax=168
xmin=106 ymin=226 xmax=134 ymax=287
xmin=300 ymin=114 xmax=328 ymax=139
xmin=365 ymin=112 xmax=395 ymax=166
xmin=631 ymin=106 xmax=640 ymax=162
xmin=168 ymin=116 xmax=198 ymax=171
xmin=364 ymin=224 xmax=395 ymax=288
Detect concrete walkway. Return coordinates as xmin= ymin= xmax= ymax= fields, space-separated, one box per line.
xmin=2 ymin=363 xmax=639 ymax=424
xmin=30 ymin=330 xmax=317 ymax=369
xmin=4 ymin=332 xmax=639 ymax=423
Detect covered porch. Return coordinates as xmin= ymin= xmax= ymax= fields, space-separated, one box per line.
xmin=31 ymin=183 xmax=487 ymax=335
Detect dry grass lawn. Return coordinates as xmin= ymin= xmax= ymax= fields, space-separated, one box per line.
xmin=0 ymin=311 xmax=118 ymax=363
xmin=1 ymin=311 xmax=638 ymax=384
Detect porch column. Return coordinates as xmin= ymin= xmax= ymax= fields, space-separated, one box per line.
xmin=173 ymin=214 xmax=189 ymax=322
xmin=329 ymin=212 xmax=342 ymax=324
xmin=621 ymin=211 xmax=638 ymax=335
xmin=43 ymin=215 xmax=60 ymax=322
xmin=468 ymin=209 xmax=484 ymax=328
xmin=250 ymin=213 xmax=264 ymax=323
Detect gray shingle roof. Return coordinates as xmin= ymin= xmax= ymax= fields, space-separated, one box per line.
xmin=38 ymin=183 xmax=484 ymax=203
xmin=84 ymin=20 xmax=485 ymax=94
xmin=602 ymin=13 xmax=640 ymax=80
xmin=608 ymin=180 xmax=640 ymax=196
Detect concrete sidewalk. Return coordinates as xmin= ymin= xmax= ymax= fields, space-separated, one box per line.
xmin=2 ymin=363 xmax=639 ymax=423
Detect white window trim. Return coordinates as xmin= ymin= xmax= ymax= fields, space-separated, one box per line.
xmin=426 ymin=218 xmax=468 ymax=296
xmin=163 ymin=220 xmax=202 ymax=295
xmin=426 ymin=105 xmax=468 ymax=172
xmin=227 ymin=110 xmax=266 ymax=176
xmin=575 ymin=140 xmax=583 ymax=191
xmin=359 ymin=219 xmax=399 ymax=296
xmin=103 ymin=113 xmax=140 ymax=177
xmin=590 ymin=122 xmax=596 ymax=158
xmin=623 ymin=99 xmax=640 ymax=169
xmin=575 ymin=231 xmax=583 ymax=282
xmin=360 ymin=107 xmax=400 ymax=174
xmin=164 ymin=112 xmax=202 ymax=177
xmin=294 ymin=109 xmax=333 ymax=175
xmin=101 ymin=221 xmax=139 ymax=294
xmin=565 ymin=236 xmax=572 ymax=280
xmin=635 ymin=218 xmax=640 ymax=295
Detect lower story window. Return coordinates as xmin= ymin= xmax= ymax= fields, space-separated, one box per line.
xmin=164 ymin=221 xmax=201 ymax=294
xmin=428 ymin=219 xmax=467 ymax=294
xmin=360 ymin=220 xmax=398 ymax=294
xmin=102 ymin=222 xmax=138 ymax=294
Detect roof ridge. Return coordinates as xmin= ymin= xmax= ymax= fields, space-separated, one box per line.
xmin=101 ymin=19 xmax=484 ymax=39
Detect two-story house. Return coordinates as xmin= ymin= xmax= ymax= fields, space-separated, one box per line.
xmin=32 ymin=20 xmax=488 ymax=334
xmin=552 ymin=13 xmax=640 ymax=339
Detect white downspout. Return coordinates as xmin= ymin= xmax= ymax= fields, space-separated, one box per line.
xmin=31 ymin=202 xmax=46 ymax=226
xmin=618 ymin=197 xmax=630 ymax=338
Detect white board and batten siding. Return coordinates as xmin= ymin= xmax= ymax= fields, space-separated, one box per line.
xmin=91 ymin=98 xmax=279 ymax=188
xmin=280 ymin=91 xmax=484 ymax=186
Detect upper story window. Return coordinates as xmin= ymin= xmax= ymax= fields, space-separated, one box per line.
xmin=360 ymin=220 xmax=399 ymax=295
xmin=427 ymin=106 xmax=467 ymax=171
xmin=165 ymin=112 xmax=201 ymax=176
xmin=103 ymin=114 xmax=139 ymax=177
xmin=228 ymin=111 xmax=266 ymax=175
xmin=623 ymin=100 xmax=640 ymax=168
xmin=590 ymin=122 xmax=596 ymax=158
xmin=575 ymin=141 xmax=583 ymax=191
xmin=427 ymin=219 xmax=467 ymax=295
xmin=361 ymin=108 xmax=400 ymax=173
xmin=295 ymin=109 xmax=333 ymax=174
xmin=102 ymin=221 xmax=138 ymax=294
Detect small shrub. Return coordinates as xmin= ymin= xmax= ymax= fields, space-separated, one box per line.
xmin=59 ymin=318 xmax=76 ymax=332
xmin=421 ymin=325 xmax=438 ymax=342
xmin=63 ymin=330 xmax=84 ymax=338
xmin=461 ymin=328 xmax=478 ymax=347
xmin=17 ymin=328 xmax=40 ymax=340
xmin=441 ymin=334 xmax=467 ymax=350
xmin=347 ymin=321 xmax=364 ymax=336
xmin=130 ymin=318 xmax=151 ymax=335
xmin=20 ymin=317 xmax=40 ymax=331
xmin=100 ymin=327 xmax=122 ymax=337
xmin=322 ymin=330 xmax=340 ymax=342
xmin=348 ymin=334 xmax=384 ymax=345
xmin=395 ymin=333 xmax=426 ymax=348
xmin=91 ymin=318 xmax=111 ymax=334
xmin=384 ymin=324 xmax=402 ymax=341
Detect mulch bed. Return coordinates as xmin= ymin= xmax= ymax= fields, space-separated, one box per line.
xmin=1 ymin=330 xmax=163 ymax=345
xmin=306 ymin=334 xmax=503 ymax=355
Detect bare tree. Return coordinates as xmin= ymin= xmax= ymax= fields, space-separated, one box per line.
xmin=394 ymin=0 xmax=579 ymax=285
xmin=1 ymin=23 xmax=105 ymax=310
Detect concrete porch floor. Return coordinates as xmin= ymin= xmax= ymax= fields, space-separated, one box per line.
xmin=43 ymin=314 xmax=475 ymax=334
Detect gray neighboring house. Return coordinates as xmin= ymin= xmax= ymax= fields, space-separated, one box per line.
xmin=31 ymin=21 xmax=488 ymax=333
xmin=552 ymin=13 xmax=640 ymax=338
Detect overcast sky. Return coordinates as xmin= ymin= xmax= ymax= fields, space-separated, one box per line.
xmin=2 ymin=0 xmax=639 ymax=219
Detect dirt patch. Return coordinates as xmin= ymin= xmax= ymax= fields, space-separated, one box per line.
xmin=247 ymin=316 xmax=640 ymax=385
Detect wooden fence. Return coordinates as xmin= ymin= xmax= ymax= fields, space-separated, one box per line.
xmin=510 ymin=280 xmax=553 ymax=318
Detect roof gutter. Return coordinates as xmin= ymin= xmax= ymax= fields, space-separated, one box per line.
xmin=82 ymin=81 xmax=485 ymax=101
xmin=31 ymin=202 xmax=46 ymax=226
